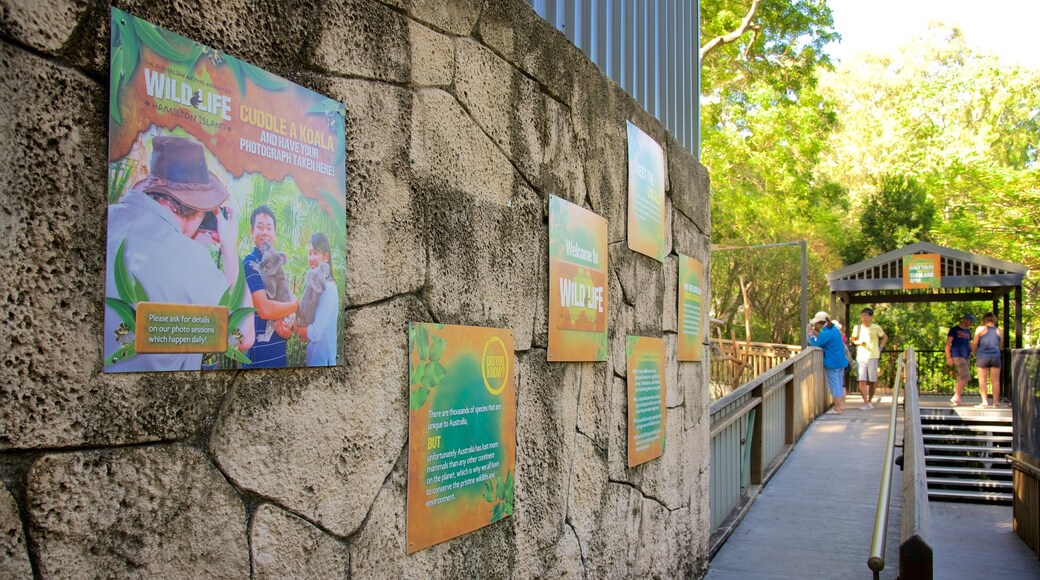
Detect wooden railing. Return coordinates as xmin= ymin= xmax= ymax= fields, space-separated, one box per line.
xmin=708 ymin=347 xmax=827 ymax=555
xmin=899 ymin=349 xmax=933 ymax=579
xmin=710 ymin=339 xmax=803 ymax=398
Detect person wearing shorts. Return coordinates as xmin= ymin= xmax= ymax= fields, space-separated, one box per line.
xmin=851 ymin=307 xmax=887 ymax=411
xmin=945 ymin=313 xmax=975 ymax=406
xmin=972 ymin=312 xmax=1005 ymax=408
xmin=808 ymin=311 xmax=849 ymax=414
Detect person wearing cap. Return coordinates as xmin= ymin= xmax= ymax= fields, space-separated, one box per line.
xmin=104 ymin=135 xmax=253 ymax=371
xmin=945 ymin=313 xmax=976 ymax=406
xmin=808 ymin=311 xmax=849 ymax=414
xmin=850 ymin=307 xmax=887 ymax=411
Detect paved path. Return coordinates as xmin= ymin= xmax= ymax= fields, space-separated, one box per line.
xmin=707 ymin=397 xmax=904 ymax=579
xmin=707 ymin=394 xmax=1040 ymax=579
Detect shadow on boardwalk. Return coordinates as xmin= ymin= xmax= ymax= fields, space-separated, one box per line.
xmin=706 ymin=395 xmax=1040 ymax=579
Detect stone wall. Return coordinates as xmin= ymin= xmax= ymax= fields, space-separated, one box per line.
xmin=0 ymin=0 xmax=712 ymax=577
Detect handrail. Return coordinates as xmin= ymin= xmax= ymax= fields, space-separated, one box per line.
xmin=899 ymin=349 xmax=933 ymax=579
xmin=868 ymin=348 xmax=906 ymax=577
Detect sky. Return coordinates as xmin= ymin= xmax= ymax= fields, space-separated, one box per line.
xmin=825 ymin=0 xmax=1040 ymax=70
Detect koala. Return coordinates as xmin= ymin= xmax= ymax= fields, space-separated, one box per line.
xmin=251 ymin=242 xmax=297 ymax=342
xmin=296 ymin=262 xmax=330 ymax=327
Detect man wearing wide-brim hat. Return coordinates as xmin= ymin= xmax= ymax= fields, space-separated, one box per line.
xmin=103 ymin=135 xmax=253 ymax=371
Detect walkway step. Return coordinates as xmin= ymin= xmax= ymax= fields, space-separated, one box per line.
xmin=925 ymin=454 xmax=1009 ymax=464
xmin=928 ymin=488 xmax=1012 ymax=502
xmin=921 ymin=423 xmax=1013 ymax=433
xmin=924 ymin=443 xmax=1011 ymax=454
xmin=926 ymin=477 xmax=1013 ymax=489
xmin=926 ymin=465 xmax=1012 ymax=477
xmin=922 ymin=433 xmax=1012 ymax=443
xmin=920 ymin=413 xmax=1013 ymax=423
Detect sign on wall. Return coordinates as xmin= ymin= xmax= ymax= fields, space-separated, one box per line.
xmin=627 ymin=336 xmax=666 ymax=467
xmin=903 ymin=253 xmax=941 ymax=289
xmin=104 ymin=9 xmax=346 ymax=372
xmin=407 ymin=323 xmax=516 ymax=554
xmin=548 ymin=195 xmax=609 ymax=361
xmin=678 ymin=255 xmax=706 ymax=361
xmin=626 ymin=121 xmax=667 ymax=263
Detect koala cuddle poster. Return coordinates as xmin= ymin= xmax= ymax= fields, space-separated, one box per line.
xmin=103 ymin=8 xmax=347 ymax=372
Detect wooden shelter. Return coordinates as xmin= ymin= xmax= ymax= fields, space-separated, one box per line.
xmin=826 ymin=242 xmax=1028 ymax=349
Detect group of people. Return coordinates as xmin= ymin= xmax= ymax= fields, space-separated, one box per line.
xmin=105 ymin=135 xmax=338 ymax=371
xmin=807 ymin=307 xmax=1006 ymax=415
xmin=944 ymin=312 xmax=1006 ymax=408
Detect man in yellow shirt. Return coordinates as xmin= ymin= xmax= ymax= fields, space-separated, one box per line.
xmin=850 ymin=307 xmax=887 ymax=410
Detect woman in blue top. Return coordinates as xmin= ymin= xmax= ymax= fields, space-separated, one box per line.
xmin=295 ymin=233 xmax=339 ymax=366
xmin=971 ymin=312 xmax=1005 ymax=408
xmin=808 ymin=311 xmax=849 ymax=414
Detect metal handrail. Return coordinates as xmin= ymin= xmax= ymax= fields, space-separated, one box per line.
xmin=868 ymin=348 xmax=907 ymax=577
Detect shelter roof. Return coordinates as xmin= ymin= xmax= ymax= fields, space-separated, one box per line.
xmin=826 ymin=242 xmax=1027 ymax=295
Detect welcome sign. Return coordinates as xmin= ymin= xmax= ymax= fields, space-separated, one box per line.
xmin=548 ymin=195 xmax=609 ymax=361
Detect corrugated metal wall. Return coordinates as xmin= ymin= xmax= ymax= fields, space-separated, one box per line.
xmin=525 ymin=0 xmax=699 ymax=156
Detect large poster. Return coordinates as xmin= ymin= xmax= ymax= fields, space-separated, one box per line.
xmin=104 ymin=8 xmax=346 ymax=372
xmin=627 ymin=336 xmax=666 ymax=467
xmin=626 ymin=121 xmax=666 ymax=263
xmin=548 ymin=195 xmax=609 ymax=361
xmin=407 ymin=323 xmax=516 ymax=554
xmin=903 ymin=253 xmax=941 ymax=289
xmin=678 ymin=254 xmax=706 ymax=361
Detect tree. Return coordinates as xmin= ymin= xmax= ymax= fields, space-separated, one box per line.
xmin=701 ymin=0 xmax=846 ymax=343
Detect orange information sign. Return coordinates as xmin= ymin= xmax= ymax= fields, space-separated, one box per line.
xmin=678 ymin=255 xmax=706 ymax=361
xmin=903 ymin=253 xmax=941 ymax=289
xmin=627 ymin=121 xmax=667 ymax=262
xmin=134 ymin=302 xmax=228 ymax=354
xmin=627 ymin=336 xmax=666 ymax=466
xmin=407 ymin=323 xmax=516 ymax=553
xmin=548 ymin=195 xmax=609 ymax=361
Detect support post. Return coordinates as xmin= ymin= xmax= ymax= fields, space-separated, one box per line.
xmin=1015 ymin=285 xmax=1023 ymax=349
xmin=801 ymin=240 xmax=808 ymax=348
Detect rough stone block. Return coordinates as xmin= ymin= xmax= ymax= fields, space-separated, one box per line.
xmin=418 ymin=161 xmax=541 ymax=350
xmin=669 ymin=147 xmax=712 ymax=236
xmin=672 ymin=209 xmax=699 ymax=259
xmin=210 ymin=295 xmax=427 ymax=538
xmin=399 ymin=0 xmax=482 ymax=36
xmin=251 ymin=503 xmax=349 ymax=579
xmin=327 ymin=79 xmax=425 ymax=306
xmin=476 ymin=1 xmax=581 ymax=106
xmin=410 ymin=20 xmax=454 ymax=87
xmin=0 ymin=44 xmax=236 ymax=450
xmin=453 ymin=39 xmax=586 ymax=202
xmin=348 ymin=451 xmax=513 ymax=577
xmin=27 ymin=445 xmax=248 ymax=578
xmin=410 ymin=88 xmax=518 ymax=206
xmin=665 ymin=334 xmax=682 ymax=408
xmin=0 ymin=0 xmax=86 ymax=53
xmin=609 ymin=242 xmax=665 ymax=337
xmin=74 ymin=1 xmax=326 ymax=85
xmin=608 ymin=274 xmax=635 ymax=381
xmin=316 ymin=0 xmax=410 ymax=82
xmin=0 ymin=484 xmax=31 ymax=579
xmin=532 ymin=223 xmax=550 ymax=349
xmin=663 ymin=254 xmax=678 ymax=333
xmin=575 ymin=361 xmax=612 ymax=453
xmin=513 ymin=350 xmax=579 ymax=566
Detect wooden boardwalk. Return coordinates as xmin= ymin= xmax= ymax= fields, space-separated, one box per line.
xmin=706 ymin=395 xmax=1040 ymax=579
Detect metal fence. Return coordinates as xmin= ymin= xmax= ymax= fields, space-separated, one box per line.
xmin=524 ymin=0 xmax=700 ymax=154
xmin=708 ymin=347 xmax=827 ymax=554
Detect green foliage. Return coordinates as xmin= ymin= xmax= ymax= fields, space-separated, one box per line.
xmin=483 ymin=471 xmax=514 ymax=522
xmin=845 ymin=174 xmax=935 ymax=261
xmin=409 ymin=324 xmax=448 ymax=411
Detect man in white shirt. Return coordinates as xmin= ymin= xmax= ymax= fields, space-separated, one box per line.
xmin=850 ymin=307 xmax=887 ymax=410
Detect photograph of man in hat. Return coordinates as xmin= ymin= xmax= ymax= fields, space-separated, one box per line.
xmin=104 ymin=135 xmax=254 ymax=371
